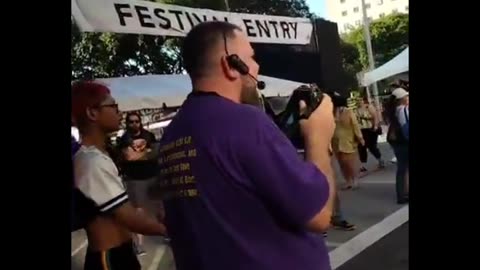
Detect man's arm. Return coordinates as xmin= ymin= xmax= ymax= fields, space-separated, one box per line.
xmin=144 ymin=131 xmax=160 ymax=159
xmin=303 ymin=138 xmax=335 ymax=232
xmin=119 ymin=134 xmax=148 ymax=161
xmin=111 ymin=203 xmax=166 ymax=235
xmin=350 ymin=110 xmax=364 ymax=144
xmin=239 ymin=114 xmax=332 ymax=232
xmin=74 ymin=154 xmax=166 ymax=235
xmin=398 ymin=106 xmax=409 ymax=140
xmin=368 ymin=105 xmax=380 ymax=129
xmin=147 ymin=131 xmax=157 ymax=144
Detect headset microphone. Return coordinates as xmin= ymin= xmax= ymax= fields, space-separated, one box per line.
xmin=248 ymin=74 xmax=266 ymax=90
xmin=226 ymin=53 xmax=267 ymax=91
xmin=223 ymin=32 xmax=266 ymax=91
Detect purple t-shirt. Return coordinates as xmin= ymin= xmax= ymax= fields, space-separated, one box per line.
xmin=158 ymin=91 xmax=331 ymax=270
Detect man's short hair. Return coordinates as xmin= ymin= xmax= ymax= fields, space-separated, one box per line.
xmin=182 ymin=21 xmax=242 ymax=79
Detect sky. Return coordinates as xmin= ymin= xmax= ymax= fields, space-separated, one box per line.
xmin=306 ymin=0 xmax=327 ymax=18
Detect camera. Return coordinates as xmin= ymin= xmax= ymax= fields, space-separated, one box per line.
xmin=264 ymin=84 xmax=342 ymax=149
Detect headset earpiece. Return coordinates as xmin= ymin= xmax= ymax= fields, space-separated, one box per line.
xmin=223 ymin=32 xmax=265 ymax=90
xmin=226 ymin=54 xmax=250 ymax=75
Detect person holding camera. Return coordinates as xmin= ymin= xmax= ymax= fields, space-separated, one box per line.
xmin=156 ymin=21 xmax=336 ymax=270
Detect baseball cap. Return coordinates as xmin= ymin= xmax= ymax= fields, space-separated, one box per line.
xmin=392 ymin=88 xmax=409 ymax=99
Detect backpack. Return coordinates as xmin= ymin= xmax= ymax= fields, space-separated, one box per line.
xmin=71 ymin=140 xmax=98 ymax=232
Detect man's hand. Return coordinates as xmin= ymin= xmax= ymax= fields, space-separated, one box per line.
xmin=359 ymin=138 xmax=365 ymax=146
xmin=298 ymin=95 xmax=337 ymax=232
xmin=123 ymin=146 xmax=148 ymax=161
xmin=132 ymin=139 xmax=147 ymax=151
xmin=299 ymin=94 xmax=336 ymax=149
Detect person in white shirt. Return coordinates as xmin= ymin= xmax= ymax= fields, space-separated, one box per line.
xmin=72 ymin=81 xmax=167 ymax=270
xmin=386 ymin=88 xmax=409 ymax=204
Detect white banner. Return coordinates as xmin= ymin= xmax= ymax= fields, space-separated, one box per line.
xmin=72 ymin=0 xmax=313 ymax=45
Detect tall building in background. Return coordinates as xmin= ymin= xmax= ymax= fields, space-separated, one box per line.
xmin=326 ymin=0 xmax=409 ymax=33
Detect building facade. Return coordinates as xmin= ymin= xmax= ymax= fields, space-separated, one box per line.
xmin=326 ymin=0 xmax=409 ymax=33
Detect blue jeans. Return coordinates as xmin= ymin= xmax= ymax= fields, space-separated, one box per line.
xmin=392 ymin=144 xmax=409 ymax=201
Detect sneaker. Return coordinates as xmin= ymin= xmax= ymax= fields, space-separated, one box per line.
xmin=352 ymin=181 xmax=359 ymax=190
xmin=135 ymin=245 xmax=147 ymax=256
xmin=332 ymin=220 xmax=356 ymax=231
xmin=397 ymin=198 xmax=409 ymax=205
xmin=162 ymin=237 xmax=171 ymax=244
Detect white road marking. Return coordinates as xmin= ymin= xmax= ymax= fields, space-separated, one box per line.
xmin=326 ymin=241 xmax=343 ymax=248
xmin=360 ymin=180 xmax=395 ymax=184
xmin=146 ymin=245 xmax=167 ymax=270
xmin=71 ymin=240 xmax=88 ymax=257
xmin=329 ymin=205 xmax=409 ymax=269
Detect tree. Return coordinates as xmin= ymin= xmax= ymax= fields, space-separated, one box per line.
xmin=228 ymin=0 xmax=312 ymax=17
xmin=342 ymin=13 xmax=408 ymax=70
xmin=340 ymin=39 xmax=363 ymax=90
xmin=163 ymin=0 xmax=312 ymax=17
xmin=71 ymin=21 xmax=181 ymax=80
xmin=71 ymin=0 xmax=313 ymax=80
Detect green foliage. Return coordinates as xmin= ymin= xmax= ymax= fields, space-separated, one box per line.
xmin=228 ymin=0 xmax=312 ymax=18
xmin=340 ymin=39 xmax=362 ymax=90
xmin=342 ymin=13 xmax=408 ymax=69
xmin=71 ymin=21 xmax=181 ymax=80
xmin=71 ymin=0 xmax=313 ymax=80
xmin=340 ymin=13 xmax=408 ymax=89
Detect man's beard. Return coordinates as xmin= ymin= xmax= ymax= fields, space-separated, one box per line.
xmin=240 ymin=78 xmax=261 ymax=107
xmin=128 ymin=126 xmax=141 ymax=134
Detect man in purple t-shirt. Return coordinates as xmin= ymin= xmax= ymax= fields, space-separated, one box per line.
xmin=156 ymin=21 xmax=336 ymax=270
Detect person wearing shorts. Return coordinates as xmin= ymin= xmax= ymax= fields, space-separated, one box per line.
xmin=118 ymin=112 xmax=162 ymax=255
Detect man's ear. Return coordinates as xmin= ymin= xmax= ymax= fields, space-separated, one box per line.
xmin=85 ymin=107 xmax=98 ymax=121
xmin=221 ymin=55 xmax=239 ymax=81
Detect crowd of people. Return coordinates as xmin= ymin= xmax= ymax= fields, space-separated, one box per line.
xmin=71 ymin=21 xmax=408 ymax=270
xmin=329 ymin=83 xmax=409 ymax=205
xmin=330 ymin=83 xmax=409 ymax=204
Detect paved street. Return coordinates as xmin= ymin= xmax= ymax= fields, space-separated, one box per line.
xmin=71 ymin=143 xmax=408 ymax=270
xmin=336 ymin=223 xmax=408 ymax=270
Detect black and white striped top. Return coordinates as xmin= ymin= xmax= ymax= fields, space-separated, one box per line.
xmin=74 ymin=146 xmax=129 ymax=213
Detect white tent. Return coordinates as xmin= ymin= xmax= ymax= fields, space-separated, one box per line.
xmin=361 ymin=47 xmax=409 ymax=86
xmin=96 ymin=74 xmax=306 ymax=112
xmin=72 ymin=74 xmax=306 ymax=140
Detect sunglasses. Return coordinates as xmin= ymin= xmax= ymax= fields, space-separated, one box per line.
xmin=128 ymin=120 xmax=140 ymax=124
xmin=96 ymin=103 xmax=119 ymax=111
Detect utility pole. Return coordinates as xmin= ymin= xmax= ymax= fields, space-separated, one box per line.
xmin=224 ymin=0 xmax=230 ymax=11
xmin=360 ymin=0 xmax=381 ymax=110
